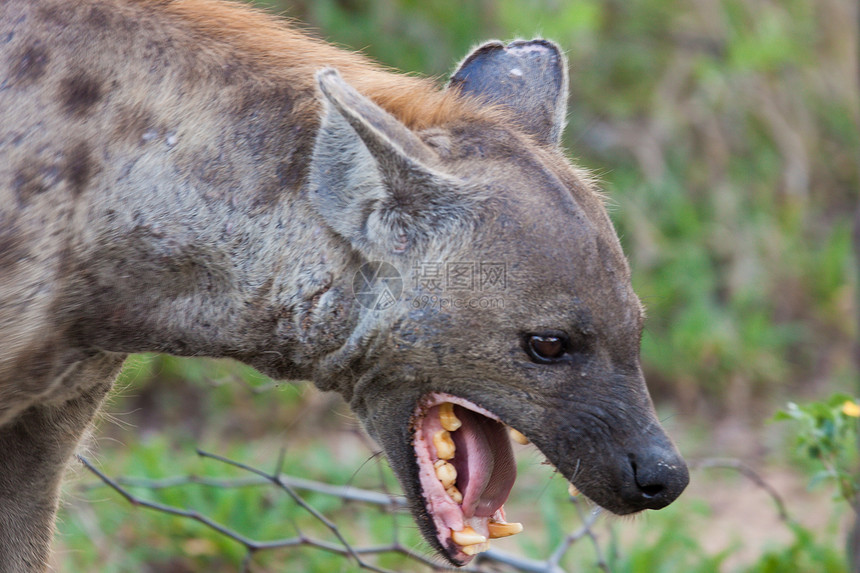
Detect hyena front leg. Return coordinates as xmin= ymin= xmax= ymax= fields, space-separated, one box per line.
xmin=0 ymin=354 xmax=124 ymax=573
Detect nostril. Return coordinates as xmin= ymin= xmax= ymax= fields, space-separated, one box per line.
xmin=638 ymin=482 xmax=665 ymax=498
xmin=628 ymin=454 xmax=666 ymax=499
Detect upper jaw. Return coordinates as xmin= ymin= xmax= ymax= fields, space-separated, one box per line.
xmin=411 ymin=392 xmax=523 ymax=565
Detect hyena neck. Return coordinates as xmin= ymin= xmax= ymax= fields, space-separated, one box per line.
xmin=69 ymin=193 xmax=361 ymax=382
xmin=61 ymin=82 xmax=362 ymax=381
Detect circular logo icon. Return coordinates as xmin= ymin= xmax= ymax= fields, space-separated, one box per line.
xmin=352 ymin=261 xmax=403 ymax=310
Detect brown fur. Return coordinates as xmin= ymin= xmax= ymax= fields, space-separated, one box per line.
xmin=159 ymin=0 xmax=493 ymax=129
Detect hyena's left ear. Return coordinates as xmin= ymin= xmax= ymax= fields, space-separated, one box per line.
xmin=448 ymin=39 xmax=568 ymax=147
xmin=309 ymin=69 xmax=470 ymax=257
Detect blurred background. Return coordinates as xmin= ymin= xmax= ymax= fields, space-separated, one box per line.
xmin=54 ymin=0 xmax=858 ymax=571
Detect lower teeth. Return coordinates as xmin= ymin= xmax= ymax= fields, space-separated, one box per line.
xmin=451 ymin=526 xmax=486 ymax=546
xmin=462 ymin=542 xmax=490 ymax=556
xmin=433 ymin=429 xmax=455 ymax=460
xmin=487 ymin=521 xmax=523 ymax=538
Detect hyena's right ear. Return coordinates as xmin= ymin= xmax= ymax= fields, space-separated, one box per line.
xmin=448 ymin=39 xmax=569 ymax=147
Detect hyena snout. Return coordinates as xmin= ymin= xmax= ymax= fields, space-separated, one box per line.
xmin=616 ymin=442 xmax=689 ymax=513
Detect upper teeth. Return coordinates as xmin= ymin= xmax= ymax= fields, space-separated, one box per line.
xmin=446 ymin=485 xmax=463 ymax=503
xmin=509 ymin=428 xmax=529 ymax=445
xmin=439 ymin=402 xmax=462 ymax=431
xmin=432 ymin=429 xmax=455 ymax=460
xmin=434 ymin=459 xmax=457 ymax=488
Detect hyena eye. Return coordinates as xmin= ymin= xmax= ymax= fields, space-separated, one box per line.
xmin=526 ymin=333 xmax=567 ymax=363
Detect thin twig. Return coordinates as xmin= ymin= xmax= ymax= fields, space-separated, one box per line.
xmin=693 ymin=457 xmax=791 ymax=522
xmin=196 ymin=448 xmax=389 ymax=572
xmin=539 ymin=496 xmax=607 ymax=573
xmin=97 ymin=472 xmax=407 ymax=507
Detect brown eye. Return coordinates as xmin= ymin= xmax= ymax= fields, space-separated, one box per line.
xmin=528 ymin=334 xmax=566 ymax=362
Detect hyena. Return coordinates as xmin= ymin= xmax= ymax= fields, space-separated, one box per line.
xmin=0 ymin=0 xmax=689 ymax=569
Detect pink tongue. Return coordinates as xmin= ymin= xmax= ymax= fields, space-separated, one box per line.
xmin=450 ymin=406 xmax=517 ymax=518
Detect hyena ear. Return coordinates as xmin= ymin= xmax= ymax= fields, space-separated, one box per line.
xmin=309 ymin=68 xmax=467 ymax=257
xmin=448 ymin=39 xmax=569 ymax=146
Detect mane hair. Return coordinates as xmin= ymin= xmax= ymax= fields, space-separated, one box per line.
xmin=158 ymin=0 xmax=496 ymax=129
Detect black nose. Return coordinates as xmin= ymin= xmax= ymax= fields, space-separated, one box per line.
xmin=623 ymin=449 xmax=689 ymax=510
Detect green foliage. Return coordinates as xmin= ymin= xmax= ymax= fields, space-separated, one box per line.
xmin=774 ymin=394 xmax=860 ymax=505
xmin=604 ymin=497 xmax=847 ymax=573
xmin=746 ymin=522 xmax=847 ymax=573
xmin=607 ymin=501 xmax=731 ymax=573
xmin=59 ymin=376 xmax=427 ymax=571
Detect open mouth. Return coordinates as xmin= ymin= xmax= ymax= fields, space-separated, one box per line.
xmin=412 ymin=392 xmax=527 ymax=564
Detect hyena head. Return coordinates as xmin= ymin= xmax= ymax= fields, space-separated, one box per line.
xmin=308 ymin=40 xmax=688 ymax=565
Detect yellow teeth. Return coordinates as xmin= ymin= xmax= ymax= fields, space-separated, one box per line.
xmin=433 ymin=429 xmax=455 ymax=460
xmin=568 ymin=483 xmax=580 ymax=497
xmin=430 ymin=403 xmax=521 ymax=555
xmin=434 ymin=460 xmax=457 ymax=488
xmin=487 ymin=521 xmax=523 ymax=539
xmin=462 ymin=542 xmax=490 ymax=555
xmin=446 ymin=485 xmax=463 ymax=503
xmin=439 ymin=402 xmax=462 ymax=431
xmin=509 ymin=428 xmax=529 ymax=445
xmin=451 ymin=526 xmax=487 ymax=546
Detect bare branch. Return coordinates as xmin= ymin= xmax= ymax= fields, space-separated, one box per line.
xmin=693 ymin=457 xmax=791 ymax=522
xmin=85 ymin=472 xmax=406 ymax=507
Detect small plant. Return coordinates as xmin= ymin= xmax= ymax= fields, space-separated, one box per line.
xmin=774 ymin=393 xmax=860 ymax=510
